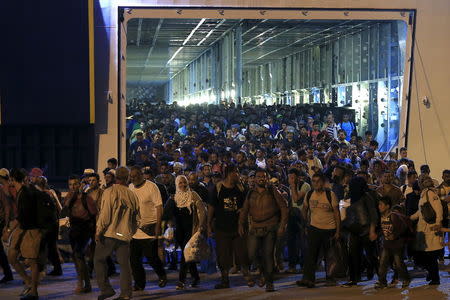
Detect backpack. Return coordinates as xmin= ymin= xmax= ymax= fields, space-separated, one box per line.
xmin=391 ymin=211 xmax=416 ymax=241
xmin=423 ymin=188 xmax=449 ymax=227
xmin=34 ymin=188 xmax=58 ymax=230
xmin=304 ymin=189 xmax=333 ymax=224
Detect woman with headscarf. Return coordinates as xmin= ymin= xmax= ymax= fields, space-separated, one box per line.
xmin=163 ymin=175 xmax=206 ymax=290
xmin=342 ymin=176 xmax=380 ymax=287
xmin=411 ymin=174 xmax=443 ymax=285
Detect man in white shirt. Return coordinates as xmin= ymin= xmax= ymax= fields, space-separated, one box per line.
xmin=129 ymin=166 xmax=167 ymax=291
xmin=95 ymin=167 xmax=140 ymax=300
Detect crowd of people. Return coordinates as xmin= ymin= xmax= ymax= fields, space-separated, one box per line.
xmin=0 ymin=101 xmax=449 ymax=300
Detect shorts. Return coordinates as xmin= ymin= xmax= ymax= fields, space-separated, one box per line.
xmin=10 ymin=228 xmax=43 ymax=259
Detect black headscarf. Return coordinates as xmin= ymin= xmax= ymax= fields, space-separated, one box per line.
xmin=349 ymin=176 xmax=368 ymax=204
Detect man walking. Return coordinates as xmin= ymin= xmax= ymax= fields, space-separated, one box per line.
xmin=208 ymin=165 xmax=254 ymax=289
xmin=95 ymin=167 xmax=140 ymax=300
xmin=8 ymin=169 xmax=44 ymax=300
xmin=129 ymin=166 xmax=167 ymax=291
xmin=297 ymin=173 xmax=341 ymax=288
xmin=239 ymin=169 xmax=288 ymax=292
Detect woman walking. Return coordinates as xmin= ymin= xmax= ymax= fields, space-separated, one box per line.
xmin=164 ymin=175 xmax=206 ymax=290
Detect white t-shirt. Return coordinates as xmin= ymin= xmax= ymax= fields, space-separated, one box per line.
xmin=130 ymin=180 xmax=163 ymax=239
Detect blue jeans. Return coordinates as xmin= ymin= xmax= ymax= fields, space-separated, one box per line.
xmin=247 ymin=225 xmax=277 ymax=284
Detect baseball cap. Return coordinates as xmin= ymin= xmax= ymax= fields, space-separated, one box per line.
xmin=83 ymin=169 xmax=95 ymax=175
xmin=29 ymin=168 xmax=43 ymax=177
xmin=0 ymin=168 xmax=9 ymax=179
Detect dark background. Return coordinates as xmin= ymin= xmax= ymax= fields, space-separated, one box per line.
xmin=0 ymin=0 xmax=94 ymax=186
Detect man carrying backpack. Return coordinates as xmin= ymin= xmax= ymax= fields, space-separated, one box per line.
xmin=64 ymin=175 xmax=97 ymax=294
xmin=375 ymin=197 xmax=411 ymax=289
xmin=297 ymin=172 xmax=341 ymax=288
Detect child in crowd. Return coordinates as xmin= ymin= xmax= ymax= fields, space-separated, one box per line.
xmin=376 ymin=196 xmax=411 ymax=289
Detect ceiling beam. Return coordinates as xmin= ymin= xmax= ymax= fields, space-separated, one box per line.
xmin=164 ymin=18 xmax=206 ymax=68
xmin=243 ymin=20 xmax=311 ymax=54
xmin=242 ymin=19 xmax=289 ymax=47
xmin=169 ymin=19 xmax=243 ymax=80
xmin=138 ymin=18 xmax=164 ymax=84
xmin=277 ymin=21 xmax=374 ymax=60
xmin=197 ymin=19 xmax=226 ymax=46
xmin=242 ymin=19 xmax=267 ymax=37
xmin=244 ymin=20 xmax=354 ymax=65
xmin=136 ymin=18 xmax=143 ymax=47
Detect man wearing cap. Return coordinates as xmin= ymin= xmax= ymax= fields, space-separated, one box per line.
xmin=28 ymin=168 xmax=44 ymax=186
xmin=102 ymin=170 xmax=116 ymax=190
xmin=129 ymin=132 xmax=152 ymax=165
xmin=0 ymin=168 xmax=14 ymax=283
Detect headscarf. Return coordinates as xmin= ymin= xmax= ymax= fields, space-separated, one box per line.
xmin=175 ymin=175 xmax=193 ymax=213
xmin=349 ymin=176 xmax=368 ymax=204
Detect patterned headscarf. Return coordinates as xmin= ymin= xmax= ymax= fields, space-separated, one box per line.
xmin=175 ymin=175 xmax=193 ymax=214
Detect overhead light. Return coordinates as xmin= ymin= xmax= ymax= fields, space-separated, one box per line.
xmin=183 ymin=18 xmax=206 ymax=46
xmin=197 ymin=19 xmax=226 ymax=46
xmin=167 ymin=47 xmax=184 ymax=65
xmin=166 ymin=19 xmax=205 ymax=67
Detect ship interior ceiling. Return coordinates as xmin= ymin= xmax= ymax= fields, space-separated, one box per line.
xmin=125 ymin=17 xmax=408 ymax=152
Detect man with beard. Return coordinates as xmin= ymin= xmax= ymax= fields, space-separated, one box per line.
xmin=102 ymin=170 xmax=115 ymax=190
xmin=199 ymin=163 xmax=214 ymax=191
xmin=376 ymin=171 xmax=405 ymax=207
xmin=208 ymin=165 xmax=254 ymax=289
xmin=239 ymin=169 xmax=288 ymax=292
xmin=188 ymin=172 xmax=209 ymax=204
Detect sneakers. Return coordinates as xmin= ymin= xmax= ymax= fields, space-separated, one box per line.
xmin=296 ymin=279 xmax=315 ymax=288
xmin=402 ymin=279 xmax=411 ymax=289
xmin=20 ymin=286 xmax=31 ymax=297
xmin=374 ymin=281 xmax=388 ymax=290
xmin=429 ymin=280 xmax=440 ymax=285
xmin=341 ymin=281 xmax=358 ymax=288
xmin=158 ymin=277 xmax=168 ymax=288
xmin=257 ymin=276 xmax=266 ymax=287
xmin=175 ymin=282 xmax=185 ymax=290
xmin=265 ymin=282 xmax=275 ymax=292
xmin=246 ymin=278 xmax=256 ymax=287
xmin=97 ymin=291 xmax=116 ymax=300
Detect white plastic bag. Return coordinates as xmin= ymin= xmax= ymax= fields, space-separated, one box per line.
xmin=183 ymin=231 xmax=210 ymax=263
xmin=163 ymin=226 xmax=175 ymax=241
